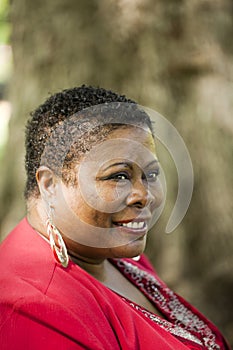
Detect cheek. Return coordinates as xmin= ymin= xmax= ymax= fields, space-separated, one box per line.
xmin=69 ymin=187 xmax=111 ymax=226
xmin=62 ymin=186 xmax=89 ymax=219
xmin=95 ymin=182 xmax=115 ymax=201
xmin=91 ymin=211 xmax=111 ymax=226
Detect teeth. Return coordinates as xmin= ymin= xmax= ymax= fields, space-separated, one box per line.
xmin=121 ymin=221 xmax=145 ymax=229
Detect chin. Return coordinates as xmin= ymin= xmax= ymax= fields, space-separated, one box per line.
xmin=112 ymin=238 xmax=146 ymax=259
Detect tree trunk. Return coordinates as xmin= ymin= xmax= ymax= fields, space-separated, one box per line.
xmin=1 ymin=0 xmax=232 ymax=344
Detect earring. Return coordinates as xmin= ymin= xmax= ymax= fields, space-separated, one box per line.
xmin=46 ymin=219 xmax=69 ymax=268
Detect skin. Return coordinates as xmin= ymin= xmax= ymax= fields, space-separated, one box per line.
xmin=28 ymin=126 xmax=164 ymax=315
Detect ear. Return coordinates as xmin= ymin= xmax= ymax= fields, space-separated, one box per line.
xmin=36 ymin=166 xmax=58 ymax=201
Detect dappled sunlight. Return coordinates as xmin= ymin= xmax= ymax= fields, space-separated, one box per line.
xmin=0 ymin=100 xmax=11 ymax=149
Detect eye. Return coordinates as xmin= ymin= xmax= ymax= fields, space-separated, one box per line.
xmin=109 ymin=172 xmax=130 ymax=181
xmin=102 ymin=172 xmax=130 ymax=182
xmin=146 ymin=168 xmax=160 ymax=181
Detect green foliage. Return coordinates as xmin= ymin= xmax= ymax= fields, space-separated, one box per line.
xmin=0 ymin=1 xmax=11 ymax=175
xmin=0 ymin=0 xmax=10 ymax=44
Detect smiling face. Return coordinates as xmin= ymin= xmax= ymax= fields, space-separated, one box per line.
xmin=52 ymin=126 xmax=164 ymax=261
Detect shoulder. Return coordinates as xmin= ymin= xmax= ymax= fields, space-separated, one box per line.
xmin=0 ymin=221 xmax=121 ymax=349
xmin=0 ymin=218 xmax=57 ymax=295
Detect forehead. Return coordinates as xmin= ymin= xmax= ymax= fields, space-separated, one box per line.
xmin=107 ymin=126 xmax=155 ymax=151
xmin=80 ymin=126 xmax=157 ymax=170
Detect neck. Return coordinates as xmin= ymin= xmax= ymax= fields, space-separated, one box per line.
xmin=69 ymin=253 xmax=108 ymax=282
xmin=27 ymin=198 xmax=48 ymax=239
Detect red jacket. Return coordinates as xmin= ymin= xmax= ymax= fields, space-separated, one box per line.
xmin=0 ymin=219 xmax=230 ymax=349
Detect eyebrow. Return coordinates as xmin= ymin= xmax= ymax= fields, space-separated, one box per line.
xmin=102 ymin=162 xmax=133 ymax=171
xmin=145 ymin=159 xmax=159 ymax=167
xmin=102 ymin=159 xmax=159 ymax=171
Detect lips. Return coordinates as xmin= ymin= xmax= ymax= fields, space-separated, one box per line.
xmin=112 ymin=218 xmax=149 ymax=233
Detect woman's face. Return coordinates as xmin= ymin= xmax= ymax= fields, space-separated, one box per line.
xmin=52 ymin=126 xmax=164 ymax=261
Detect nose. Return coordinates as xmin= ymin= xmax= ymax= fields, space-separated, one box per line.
xmin=126 ymin=179 xmax=155 ymax=209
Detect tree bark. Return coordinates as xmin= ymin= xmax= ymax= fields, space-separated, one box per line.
xmin=1 ymin=0 xmax=232 ymax=344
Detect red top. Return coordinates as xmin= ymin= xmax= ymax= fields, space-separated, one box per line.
xmin=0 ymin=218 xmax=230 ymax=349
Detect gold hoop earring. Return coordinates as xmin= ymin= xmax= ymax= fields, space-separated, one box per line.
xmin=46 ymin=219 xmax=69 ymax=268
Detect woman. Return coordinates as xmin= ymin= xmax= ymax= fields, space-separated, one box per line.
xmin=0 ymin=85 xmax=230 ymax=349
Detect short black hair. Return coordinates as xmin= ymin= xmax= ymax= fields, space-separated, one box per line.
xmin=25 ymin=85 xmax=153 ymax=199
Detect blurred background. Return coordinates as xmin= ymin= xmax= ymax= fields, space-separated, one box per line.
xmin=0 ymin=0 xmax=232 ymax=345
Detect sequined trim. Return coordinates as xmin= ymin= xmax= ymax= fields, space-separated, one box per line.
xmin=124 ymin=299 xmax=203 ymax=346
xmin=116 ymin=260 xmax=220 ymax=350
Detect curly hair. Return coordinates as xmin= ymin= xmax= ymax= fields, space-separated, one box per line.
xmin=25 ymin=85 xmax=153 ymax=199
